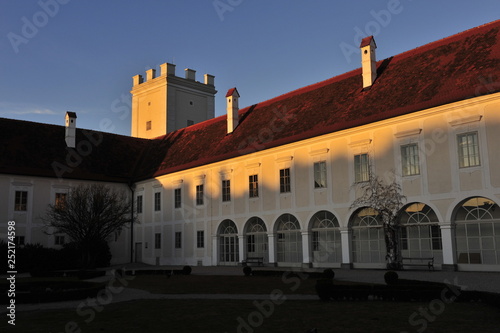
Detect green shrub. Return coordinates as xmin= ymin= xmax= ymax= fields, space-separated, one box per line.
xmin=384 ymin=271 xmax=399 ymax=285
xmin=182 ymin=265 xmax=192 ymax=275
xmin=243 ymin=266 xmax=252 ymax=276
xmin=315 ymin=279 xmax=334 ymax=301
xmin=323 ymin=268 xmax=335 ymax=279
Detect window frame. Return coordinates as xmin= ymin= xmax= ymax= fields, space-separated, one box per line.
xmin=14 ymin=190 xmax=28 ymax=211
xmin=313 ymin=161 xmax=327 ymax=188
xmin=354 ymin=153 xmax=370 ymax=183
xmin=249 ymin=174 xmax=259 ymax=198
xmin=174 ymin=188 xmax=182 ymax=209
xmin=196 ymin=184 xmax=204 ymax=206
xmin=154 ymin=192 xmax=161 ymax=211
xmin=154 ymin=233 xmax=161 ymax=249
xmin=197 ymin=230 xmax=204 ymax=248
xmin=136 ymin=195 xmax=143 ymax=214
xmin=400 ymin=143 xmax=420 ymax=176
xmin=279 ymin=168 xmax=291 ymax=193
xmin=457 ymin=131 xmax=481 ymax=168
xmin=175 ymin=232 xmax=182 ymax=249
xmin=222 ymin=180 xmax=231 ymax=202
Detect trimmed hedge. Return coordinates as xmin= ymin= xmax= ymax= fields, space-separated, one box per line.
xmin=249 ymin=270 xmax=324 ymax=279
xmin=1 ymin=279 xmax=106 ymax=304
xmin=315 ymin=276 xmax=500 ymax=304
xmin=125 ymin=267 xmax=192 ymax=276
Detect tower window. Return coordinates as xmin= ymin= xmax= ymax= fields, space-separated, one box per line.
xmin=146 ymin=121 xmax=152 ymax=131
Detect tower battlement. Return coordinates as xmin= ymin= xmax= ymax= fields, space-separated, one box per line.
xmin=130 ymin=62 xmax=217 ymax=139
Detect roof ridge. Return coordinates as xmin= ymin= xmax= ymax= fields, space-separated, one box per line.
xmin=390 ymin=19 xmax=500 ymax=61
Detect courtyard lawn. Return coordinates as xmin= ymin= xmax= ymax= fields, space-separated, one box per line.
xmin=125 ymin=273 xmax=322 ymax=294
xmin=4 ymin=299 xmax=500 ymax=333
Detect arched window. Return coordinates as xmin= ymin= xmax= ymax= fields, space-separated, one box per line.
xmin=399 ymin=203 xmax=442 ymax=264
xmin=351 ymin=208 xmax=385 ymax=264
xmin=276 ymin=214 xmax=302 ymax=263
xmin=218 ymin=220 xmax=239 ymax=265
xmin=244 ymin=217 xmax=268 ymax=262
xmin=454 ymin=197 xmax=500 ymax=265
xmin=310 ymin=211 xmax=341 ymax=264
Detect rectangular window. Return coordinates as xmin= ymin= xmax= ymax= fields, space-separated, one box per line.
xmin=196 ymin=185 xmax=204 ymax=206
xmin=14 ymin=191 xmax=28 ymax=211
xmin=14 ymin=236 xmax=25 ymax=246
xmin=174 ymin=188 xmax=182 ymax=208
xmin=401 ymin=228 xmax=408 ymax=250
xmin=458 ymin=132 xmax=480 ymax=168
xmin=247 ymin=234 xmax=255 ymax=253
xmin=401 ymin=144 xmax=420 ymax=176
xmin=175 ymin=232 xmax=182 ymax=249
xmin=136 ymin=195 xmax=143 ymax=214
xmin=154 ymin=192 xmax=161 ymax=211
xmin=312 ymin=231 xmax=319 ymax=251
xmin=146 ymin=121 xmax=152 ymax=131
xmin=187 ymin=120 xmax=194 ymax=126
xmin=222 ymin=180 xmax=231 ymax=202
xmin=197 ymin=231 xmax=204 ymax=248
xmin=249 ymin=175 xmax=259 ymax=198
xmin=155 ymin=233 xmax=161 ymax=249
xmin=314 ymin=161 xmax=327 ymax=188
xmin=354 ymin=153 xmax=370 ymax=182
xmin=279 ymin=168 xmax=291 ymax=193
xmin=431 ymin=226 xmax=442 ymax=250
xmin=55 ymin=193 xmax=67 ymax=210
xmin=55 ymin=235 xmax=65 ymax=246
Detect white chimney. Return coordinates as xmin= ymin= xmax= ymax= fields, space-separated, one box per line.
xmin=360 ymin=36 xmax=377 ymax=89
xmin=226 ymin=87 xmax=240 ymax=134
xmin=65 ymin=111 xmax=77 ymax=148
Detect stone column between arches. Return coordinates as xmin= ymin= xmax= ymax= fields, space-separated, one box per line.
xmin=340 ymin=227 xmax=353 ymax=269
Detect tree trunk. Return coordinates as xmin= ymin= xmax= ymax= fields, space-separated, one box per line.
xmin=384 ymin=222 xmax=402 ymax=270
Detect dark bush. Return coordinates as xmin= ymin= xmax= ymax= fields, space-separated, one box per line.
xmin=243 ymin=266 xmax=252 ymax=276
xmin=384 ymin=271 xmax=399 ymax=285
xmin=323 ymin=268 xmax=335 ymax=279
xmin=315 ymin=279 xmax=334 ymax=301
xmin=0 ymin=279 xmax=105 ymax=304
xmin=182 ymin=265 xmax=192 ymax=275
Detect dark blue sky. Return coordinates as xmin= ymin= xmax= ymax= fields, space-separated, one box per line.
xmin=1 ymin=0 xmax=499 ymax=136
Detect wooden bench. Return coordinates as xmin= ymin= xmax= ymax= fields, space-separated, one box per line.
xmin=402 ymin=257 xmax=434 ymax=271
xmin=242 ymin=257 xmax=264 ymax=266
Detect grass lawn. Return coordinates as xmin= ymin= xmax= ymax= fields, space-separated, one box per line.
xmin=2 ymin=274 xmax=499 ymax=333
xmin=126 ymin=273 xmax=322 ymax=294
xmin=4 ymin=299 xmax=500 ymax=333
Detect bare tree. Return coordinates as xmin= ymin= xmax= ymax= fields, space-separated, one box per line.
xmin=350 ymin=170 xmax=406 ymax=269
xmin=43 ymin=184 xmax=133 ymax=268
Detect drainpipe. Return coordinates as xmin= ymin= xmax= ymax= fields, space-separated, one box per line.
xmin=128 ymin=182 xmax=135 ymax=263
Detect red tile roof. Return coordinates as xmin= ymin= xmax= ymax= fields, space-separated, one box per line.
xmin=360 ymin=36 xmax=375 ymax=48
xmin=225 ymin=87 xmax=240 ymax=97
xmin=1 ymin=20 xmax=500 ymax=182
xmin=66 ymin=111 xmax=77 ymax=119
